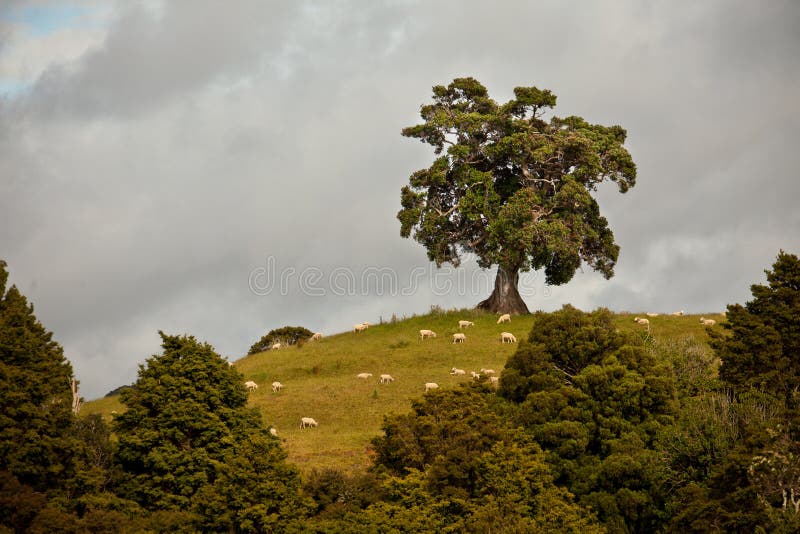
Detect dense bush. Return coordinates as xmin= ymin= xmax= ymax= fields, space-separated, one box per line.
xmin=248 ymin=325 xmax=314 ymax=354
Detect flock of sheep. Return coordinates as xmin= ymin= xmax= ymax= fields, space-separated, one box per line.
xmin=243 ymin=314 xmax=518 ymax=433
xmin=632 ymin=310 xmax=721 ymax=331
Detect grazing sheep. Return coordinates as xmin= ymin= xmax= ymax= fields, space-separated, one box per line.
xmin=500 ymin=332 xmax=517 ymax=343
xmin=452 ymin=333 xmax=466 ymax=343
xmin=646 ymin=313 xmax=659 ymax=317
xmin=671 ymin=310 xmax=684 ymax=316
xmin=480 ymin=368 xmax=496 ymax=376
xmin=450 ymin=367 xmax=466 ymax=376
xmin=489 ymin=376 xmax=499 ymax=386
xmin=357 ymin=372 xmax=373 ymax=379
xmin=354 ymin=322 xmax=371 ymax=333
xmin=634 ymin=317 xmax=650 ymax=325
xmin=700 ymin=317 xmax=716 ymax=326
xmin=497 ymin=313 xmax=511 ymax=324
xmin=458 ymin=320 xmax=474 ymax=329
xmin=380 ymin=374 xmax=394 ymax=384
xmin=300 ymin=417 xmax=318 ymax=429
xmin=310 ymin=332 xmax=323 ymax=341
xmin=271 ymin=381 xmax=284 ymax=393
xmin=269 ymin=427 xmax=278 ymax=436
xmin=419 ymin=329 xmax=438 ymax=340
xmin=271 ymin=342 xmax=282 ymax=350
xmin=470 ymin=371 xmax=481 ymax=379
xmin=244 ymin=380 xmax=258 ymax=391
xmin=425 ymin=382 xmax=439 ymax=392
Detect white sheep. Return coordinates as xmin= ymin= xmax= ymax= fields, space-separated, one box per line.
xmin=380 ymin=374 xmax=394 ymax=384
xmin=244 ymin=380 xmax=258 ymax=391
xmin=310 ymin=332 xmax=323 ymax=341
xmin=452 ymin=333 xmax=466 ymax=343
xmin=419 ymin=329 xmax=438 ymax=340
xmin=489 ymin=376 xmax=499 ymax=386
xmin=634 ymin=317 xmax=650 ymax=325
xmin=646 ymin=312 xmax=659 ymax=317
xmin=671 ymin=310 xmax=684 ymax=316
xmin=458 ymin=320 xmax=474 ymax=329
xmin=227 ymin=361 xmax=234 ymax=367
xmin=500 ymin=332 xmax=517 ymax=343
xmin=497 ymin=313 xmax=511 ymax=324
xmin=271 ymin=342 xmax=282 ymax=350
xmin=700 ymin=317 xmax=716 ymax=326
xmin=424 ymin=382 xmax=439 ymax=392
xmin=269 ymin=427 xmax=278 ymax=436
xmin=354 ymin=322 xmax=371 ymax=333
xmin=300 ymin=417 xmax=318 ymax=429
xmin=357 ymin=372 xmax=373 ymax=379
xmin=470 ymin=371 xmax=481 ymax=379
xmin=480 ymin=368 xmax=496 ymax=376
xmin=271 ymin=381 xmax=284 ymax=392
xmin=450 ymin=367 xmax=466 ymax=376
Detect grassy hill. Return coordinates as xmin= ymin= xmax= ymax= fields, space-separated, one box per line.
xmin=82 ymin=307 xmax=726 ymax=474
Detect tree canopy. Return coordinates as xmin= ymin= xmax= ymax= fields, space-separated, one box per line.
xmin=398 ymin=77 xmax=636 ymax=313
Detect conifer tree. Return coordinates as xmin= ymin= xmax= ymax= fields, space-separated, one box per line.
xmin=114 ymin=331 xmax=309 ymax=531
xmin=0 ymin=260 xmax=79 ymax=492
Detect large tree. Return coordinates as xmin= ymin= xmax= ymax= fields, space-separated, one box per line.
xmin=0 ymin=260 xmax=80 ymax=493
xmin=398 ymin=77 xmax=636 ymax=313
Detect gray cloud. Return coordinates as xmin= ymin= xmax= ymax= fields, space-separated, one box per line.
xmin=1 ymin=0 xmax=798 ymax=398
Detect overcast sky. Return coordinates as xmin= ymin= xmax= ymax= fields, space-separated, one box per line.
xmin=1 ymin=0 xmax=798 ymax=399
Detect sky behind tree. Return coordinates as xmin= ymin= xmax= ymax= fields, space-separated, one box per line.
xmin=1 ymin=0 xmax=798 ymax=398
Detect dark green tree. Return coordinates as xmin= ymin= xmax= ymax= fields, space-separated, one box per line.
xmin=367 ymin=386 xmax=603 ymax=531
xmin=398 ymin=77 xmax=636 ymax=313
xmin=248 ymin=325 xmax=313 ymax=354
xmin=114 ymin=332 xmax=309 ymax=531
xmin=500 ymin=305 xmax=675 ymax=533
xmin=0 ymin=260 xmax=80 ymax=493
xmin=713 ymin=250 xmax=800 ymax=403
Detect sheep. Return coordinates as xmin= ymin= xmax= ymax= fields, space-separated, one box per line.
xmin=700 ymin=317 xmax=716 ymax=326
xmin=300 ymin=417 xmax=318 ymax=429
xmin=634 ymin=317 xmax=650 ymax=325
xmin=419 ymin=329 xmax=438 ymax=340
xmin=244 ymin=380 xmax=258 ymax=391
xmin=310 ymin=332 xmax=323 ymax=341
xmin=489 ymin=376 xmax=499 ymax=386
xmin=354 ymin=322 xmax=371 ymax=333
xmin=269 ymin=427 xmax=278 ymax=436
xmin=227 ymin=361 xmax=234 ymax=367
xmin=357 ymin=372 xmax=373 ymax=379
xmin=380 ymin=374 xmax=394 ymax=384
xmin=271 ymin=342 xmax=282 ymax=350
xmin=271 ymin=381 xmax=284 ymax=393
xmin=500 ymin=332 xmax=517 ymax=343
xmin=424 ymin=382 xmax=439 ymax=392
xmin=497 ymin=313 xmax=511 ymax=324
xmin=671 ymin=310 xmax=684 ymax=316
xmin=450 ymin=367 xmax=466 ymax=376
xmin=452 ymin=333 xmax=466 ymax=343
xmin=480 ymin=368 xmax=496 ymax=376
xmin=646 ymin=312 xmax=659 ymax=317
xmin=470 ymin=371 xmax=481 ymax=379
xmin=458 ymin=320 xmax=474 ymax=329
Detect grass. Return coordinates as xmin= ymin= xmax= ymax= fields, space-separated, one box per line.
xmin=82 ymin=307 xmax=727 ymax=474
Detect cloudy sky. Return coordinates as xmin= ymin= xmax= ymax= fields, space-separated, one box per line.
xmin=1 ymin=0 xmax=798 ymax=398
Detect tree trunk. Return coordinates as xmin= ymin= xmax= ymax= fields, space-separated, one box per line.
xmin=476 ymin=266 xmax=530 ymax=314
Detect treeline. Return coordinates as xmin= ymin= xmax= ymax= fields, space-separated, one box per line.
xmin=1 ymin=252 xmax=799 ymax=533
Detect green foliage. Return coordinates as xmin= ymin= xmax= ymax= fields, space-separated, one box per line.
xmin=501 ymin=305 xmax=675 ymax=532
xmin=398 ymin=77 xmax=636 ymax=295
xmin=369 ymin=385 xmax=603 ymax=531
xmin=114 ymin=331 xmax=309 ymax=531
xmin=713 ymin=250 xmax=800 ymax=402
xmin=248 ymin=325 xmax=314 ymax=354
xmin=0 ymin=260 xmax=80 ymax=493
